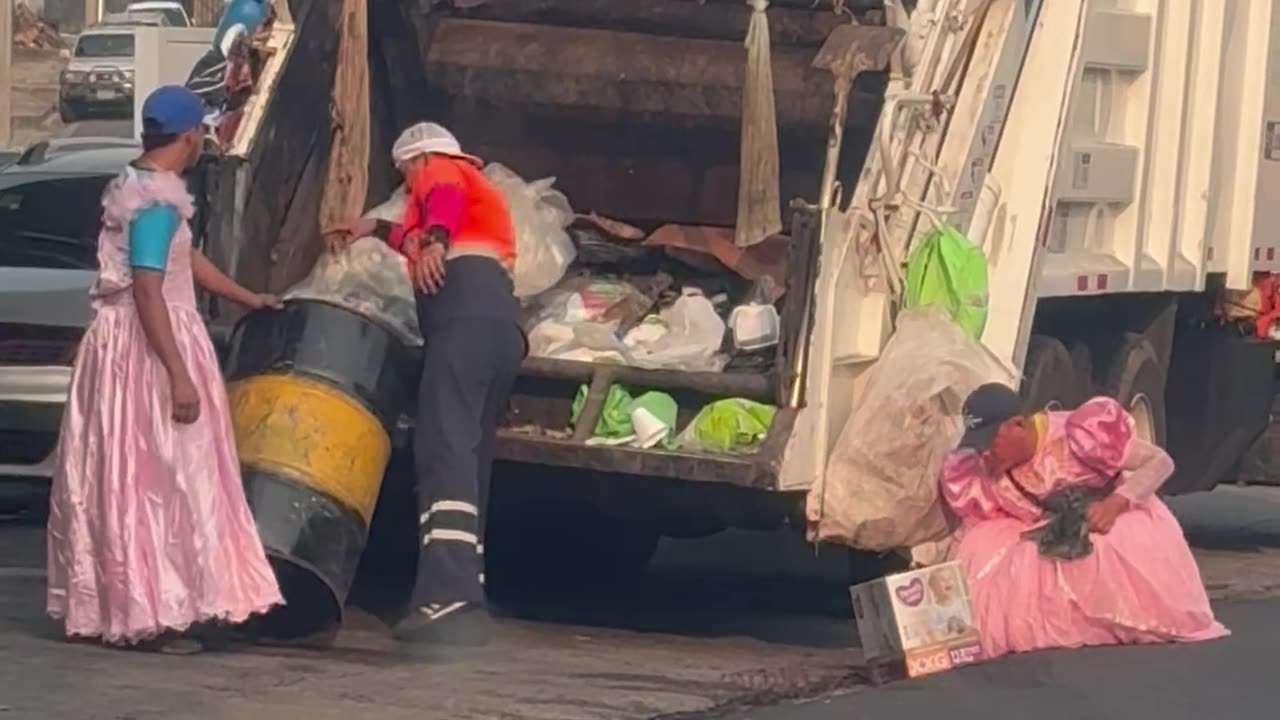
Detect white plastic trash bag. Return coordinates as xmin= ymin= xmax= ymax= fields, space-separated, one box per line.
xmin=363 ymin=185 xmax=407 ymax=222
xmin=283 ymin=236 xmax=424 ymax=346
xmin=483 ymin=163 xmax=576 ymax=299
xmin=805 ymin=306 xmax=1016 ymax=551
xmin=527 ymin=320 xmax=631 ymax=364
xmin=623 ymin=288 xmax=728 ymax=372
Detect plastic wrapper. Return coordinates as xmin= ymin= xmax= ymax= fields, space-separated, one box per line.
xmin=283 ymin=235 xmax=424 ymax=346
xmin=805 ymin=306 xmax=1015 ymax=551
xmin=622 ymin=288 xmax=728 ymax=372
xmin=483 ymin=163 xmax=576 ymax=299
xmin=525 ymin=273 xmax=670 ymax=335
xmin=526 ymin=320 xmax=631 ymax=364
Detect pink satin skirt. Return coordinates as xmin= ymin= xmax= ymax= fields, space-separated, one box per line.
xmin=46 ymin=302 xmax=282 ymax=643
xmin=951 ymin=496 xmax=1228 ymax=659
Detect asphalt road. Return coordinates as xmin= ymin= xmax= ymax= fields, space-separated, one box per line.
xmin=0 ymin=486 xmax=1276 ymax=719
xmin=729 ymin=599 xmax=1278 ymax=720
xmin=0 ymin=512 xmax=863 ymax=720
xmin=728 ymin=487 xmax=1280 ymax=720
xmin=60 ymin=119 xmax=134 ymax=139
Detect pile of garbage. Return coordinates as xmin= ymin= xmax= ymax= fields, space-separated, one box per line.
xmin=296 ymin=163 xmax=790 ymax=373
xmin=490 ymin=165 xmax=787 ymax=374
xmin=13 ymin=3 xmax=65 ymax=50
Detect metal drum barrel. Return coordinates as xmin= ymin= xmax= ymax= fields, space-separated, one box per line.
xmin=224 ymin=299 xmax=414 ymax=639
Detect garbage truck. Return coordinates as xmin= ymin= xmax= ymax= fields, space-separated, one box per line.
xmin=196 ymin=0 xmax=1280 ymax=580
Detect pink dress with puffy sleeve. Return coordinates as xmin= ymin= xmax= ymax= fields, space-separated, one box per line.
xmin=939 ymin=397 xmax=1227 ymax=659
xmin=45 ymin=167 xmax=282 ymax=644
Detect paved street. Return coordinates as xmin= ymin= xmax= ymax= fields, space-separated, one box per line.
xmin=731 ymin=599 xmax=1278 ymax=720
xmin=1 ymin=485 xmax=1277 ymax=719
xmin=728 ymin=486 xmax=1280 ymax=720
xmin=0 ymin=509 xmax=863 ymax=720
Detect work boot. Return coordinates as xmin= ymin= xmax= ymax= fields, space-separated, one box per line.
xmin=393 ymin=601 xmax=495 ymax=651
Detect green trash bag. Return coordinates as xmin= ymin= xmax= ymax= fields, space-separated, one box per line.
xmin=571 ymin=384 xmax=634 ymax=440
xmin=675 ymin=398 xmax=777 ymax=453
xmin=903 ymin=224 xmax=989 ymax=339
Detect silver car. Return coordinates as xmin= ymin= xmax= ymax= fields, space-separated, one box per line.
xmin=59 ymin=27 xmax=138 ymax=123
xmin=0 ymin=140 xmax=137 ymax=512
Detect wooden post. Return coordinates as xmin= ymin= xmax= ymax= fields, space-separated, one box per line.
xmin=0 ymin=0 xmax=12 ymax=147
xmin=318 ymin=0 xmax=370 ymax=232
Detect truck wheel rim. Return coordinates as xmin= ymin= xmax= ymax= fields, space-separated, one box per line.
xmin=1129 ymin=393 xmax=1156 ymax=443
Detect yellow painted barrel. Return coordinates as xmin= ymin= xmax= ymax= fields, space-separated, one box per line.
xmin=224 ymin=300 xmax=414 ymax=640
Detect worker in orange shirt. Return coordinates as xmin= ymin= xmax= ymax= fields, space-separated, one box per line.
xmin=326 ymin=123 xmax=525 ymax=652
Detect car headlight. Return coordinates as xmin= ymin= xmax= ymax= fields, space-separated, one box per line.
xmin=123 ymin=68 xmax=135 ymax=80
xmin=61 ymin=70 xmax=87 ymax=83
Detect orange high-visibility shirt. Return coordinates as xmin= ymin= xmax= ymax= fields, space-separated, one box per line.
xmin=387 ymin=155 xmax=516 ymax=270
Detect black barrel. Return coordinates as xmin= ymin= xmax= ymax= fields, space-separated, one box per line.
xmin=224 ymin=299 xmax=415 ymax=640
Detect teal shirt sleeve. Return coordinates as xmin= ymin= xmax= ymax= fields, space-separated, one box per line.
xmin=128 ymin=204 xmax=180 ymax=272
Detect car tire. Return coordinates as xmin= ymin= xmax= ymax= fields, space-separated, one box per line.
xmin=1020 ymin=335 xmax=1088 ymax=412
xmin=1101 ymin=333 xmax=1167 ymax=447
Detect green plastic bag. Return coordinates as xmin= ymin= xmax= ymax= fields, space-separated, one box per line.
xmin=676 ymin=398 xmax=777 ymax=453
xmin=903 ymin=224 xmax=989 ymax=339
xmin=571 ymin=384 xmax=634 ymax=439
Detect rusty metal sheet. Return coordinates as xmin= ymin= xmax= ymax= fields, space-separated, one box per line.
xmin=425 ymin=18 xmax=841 ymax=125
xmin=812 ymin=24 xmax=906 ymax=79
xmin=645 ymin=224 xmax=789 ymax=300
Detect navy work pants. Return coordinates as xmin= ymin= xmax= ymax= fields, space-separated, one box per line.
xmin=408 ymin=265 xmax=524 ymax=607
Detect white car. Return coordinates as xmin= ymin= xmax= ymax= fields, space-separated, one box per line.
xmin=0 ymin=140 xmax=137 ymax=512
xmin=124 ymin=1 xmax=191 ymax=27
xmin=59 ymin=26 xmax=138 ymax=123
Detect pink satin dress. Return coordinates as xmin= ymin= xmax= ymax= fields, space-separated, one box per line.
xmin=46 ymin=166 xmax=282 ymax=644
xmin=939 ymin=397 xmax=1227 ymax=659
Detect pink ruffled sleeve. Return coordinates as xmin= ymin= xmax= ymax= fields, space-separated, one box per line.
xmin=1065 ymin=396 xmax=1171 ymax=503
xmin=1064 ymin=397 xmax=1134 ymax=476
xmin=939 ymin=450 xmax=1008 ymax=527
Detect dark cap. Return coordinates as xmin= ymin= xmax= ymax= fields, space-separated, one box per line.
xmin=958 ymin=383 xmax=1022 ymax=450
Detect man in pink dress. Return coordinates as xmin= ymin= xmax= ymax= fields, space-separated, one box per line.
xmin=939 ymin=383 xmax=1228 ymax=659
xmin=46 ymin=86 xmax=283 ymax=654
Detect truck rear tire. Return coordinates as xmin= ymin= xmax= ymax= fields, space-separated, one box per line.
xmin=1102 ymin=333 xmax=1167 ymax=447
xmin=1020 ymin=335 xmax=1088 ymax=411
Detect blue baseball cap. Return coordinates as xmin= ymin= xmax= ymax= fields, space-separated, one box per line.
xmin=140 ymin=85 xmax=204 ymax=136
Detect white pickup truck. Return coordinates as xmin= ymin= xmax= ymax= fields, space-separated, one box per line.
xmin=196 ymin=0 xmax=1280 ymax=577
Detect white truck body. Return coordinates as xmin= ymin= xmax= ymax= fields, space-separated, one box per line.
xmin=130 ymin=26 xmax=216 ymax=137
xmin=203 ymin=1 xmax=1280 ymax=568
xmin=782 ymin=0 xmax=1280 ymax=494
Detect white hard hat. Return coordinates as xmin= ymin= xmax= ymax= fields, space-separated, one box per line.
xmin=391 ymin=122 xmax=481 ymax=167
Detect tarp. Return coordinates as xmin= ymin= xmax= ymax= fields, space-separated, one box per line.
xmin=806 ymin=306 xmax=1015 ymax=551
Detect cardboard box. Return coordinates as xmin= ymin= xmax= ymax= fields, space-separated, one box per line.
xmin=850 ymin=561 xmax=983 ymax=680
